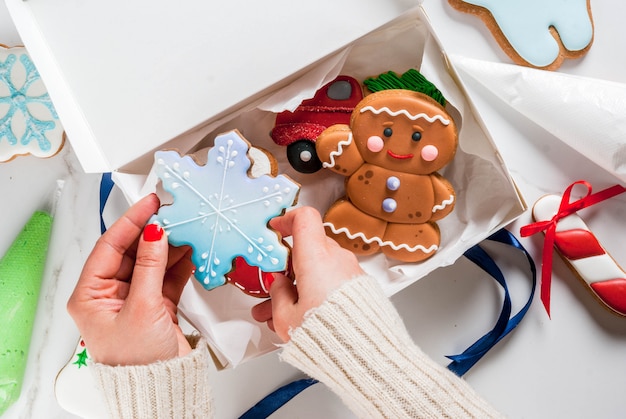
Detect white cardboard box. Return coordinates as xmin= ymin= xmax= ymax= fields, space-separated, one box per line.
xmin=7 ymin=1 xmax=526 ymax=367
xmin=5 ymin=0 xmax=419 ymax=173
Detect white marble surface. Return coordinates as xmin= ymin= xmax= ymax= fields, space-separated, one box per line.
xmin=2 ymin=1 xmax=626 ymax=418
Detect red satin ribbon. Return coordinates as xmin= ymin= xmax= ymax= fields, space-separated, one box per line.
xmin=520 ymin=180 xmax=626 ymax=317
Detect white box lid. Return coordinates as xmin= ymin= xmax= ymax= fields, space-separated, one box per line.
xmin=5 ymin=0 xmax=418 ymax=172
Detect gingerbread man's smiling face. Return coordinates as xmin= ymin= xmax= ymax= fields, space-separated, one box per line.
xmin=351 ymin=90 xmax=457 ymax=175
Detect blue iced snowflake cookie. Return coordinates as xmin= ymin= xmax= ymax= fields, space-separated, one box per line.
xmin=150 ymin=130 xmax=300 ymax=291
xmin=0 ymin=45 xmax=64 ymax=162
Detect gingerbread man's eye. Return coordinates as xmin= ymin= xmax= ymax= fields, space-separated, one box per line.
xmin=411 ymin=132 xmax=422 ymax=142
xmin=383 ymin=127 xmax=393 ymax=137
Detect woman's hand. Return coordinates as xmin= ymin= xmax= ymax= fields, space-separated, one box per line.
xmin=251 ymin=206 xmax=364 ymax=342
xmin=67 ymin=194 xmax=195 ymax=366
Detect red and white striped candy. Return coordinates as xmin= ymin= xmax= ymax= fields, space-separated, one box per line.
xmin=533 ymin=194 xmax=626 ymax=317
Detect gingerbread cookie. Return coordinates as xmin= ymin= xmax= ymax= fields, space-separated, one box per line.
xmin=448 ymin=0 xmax=594 ymax=70
xmin=270 ymin=75 xmax=363 ymax=174
xmin=316 ymin=70 xmax=457 ymax=263
xmin=55 ymin=338 xmax=107 ymax=419
xmin=532 ymin=193 xmax=626 ymax=317
xmin=150 ymin=130 xmax=300 ymax=292
xmin=226 ymin=256 xmax=278 ymax=298
xmin=0 ymin=45 xmax=65 ymax=162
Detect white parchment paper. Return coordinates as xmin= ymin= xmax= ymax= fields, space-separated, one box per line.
xmin=450 ymin=55 xmax=626 ymax=183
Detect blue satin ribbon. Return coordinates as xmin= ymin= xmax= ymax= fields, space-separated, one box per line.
xmin=238 ymin=229 xmax=536 ymax=418
xmin=99 ymin=173 xmax=115 ymax=234
xmin=239 ymin=378 xmax=318 ymax=419
xmin=446 ymin=229 xmax=536 ymax=376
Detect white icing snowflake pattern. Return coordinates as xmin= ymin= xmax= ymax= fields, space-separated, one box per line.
xmin=150 ymin=130 xmax=299 ymax=291
xmin=0 ymin=46 xmax=64 ymax=161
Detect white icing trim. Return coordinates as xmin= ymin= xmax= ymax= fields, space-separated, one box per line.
xmin=432 ymin=194 xmax=455 ymax=213
xmin=323 ymin=222 xmax=438 ymax=254
xmin=322 ymin=132 xmax=353 ymax=168
xmin=360 ymin=105 xmax=451 ymax=125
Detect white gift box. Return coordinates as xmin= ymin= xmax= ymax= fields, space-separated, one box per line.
xmin=7 ymin=1 xmax=526 ymax=368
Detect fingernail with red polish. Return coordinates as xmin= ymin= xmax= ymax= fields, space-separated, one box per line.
xmin=263 ymin=272 xmax=276 ymax=292
xmin=143 ymin=224 xmax=163 ymax=242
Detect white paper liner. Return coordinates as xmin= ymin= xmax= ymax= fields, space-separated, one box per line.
xmin=112 ymin=9 xmax=524 ymax=368
xmin=450 ymin=54 xmax=626 ymax=183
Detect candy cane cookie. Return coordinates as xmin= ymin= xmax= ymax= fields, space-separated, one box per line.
xmin=533 ymin=194 xmax=626 ymax=317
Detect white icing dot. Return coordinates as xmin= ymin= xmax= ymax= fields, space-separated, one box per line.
xmin=300 ymin=150 xmax=312 ymax=162
xmin=202 ymin=252 xmax=209 ymax=259
xmin=228 ymin=161 xmax=235 ymax=168
xmin=276 ymin=197 xmax=283 ymax=203
xmin=219 ymin=146 xmax=225 ymax=153
xmin=274 ymin=184 xmax=280 ymax=191
xmin=248 ymin=245 xmax=254 ymax=253
xmin=231 ymin=150 xmax=238 ymax=157
xmin=283 ymin=187 xmax=291 ymax=194
xmin=173 ymin=162 xmax=180 ymax=171
xmin=213 ymin=257 xmax=220 ymax=265
xmin=257 ymin=254 xmax=263 ymax=262
xmin=164 ymin=173 xmax=171 ymax=179
xmin=198 ymin=266 xmax=206 ymax=272
xmin=204 ymin=278 xmax=209 ymax=284
xmin=264 ymin=200 xmax=270 ymax=207
xmin=172 ymin=182 xmax=180 ymax=189
xmin=270 ymin=257 xmax=279 ymax=265
xmin=183 ymin=171 xmax=190 ymax=179
xmin=263 ymin=187 xmax=269 ymax=193
xmin=157 ymin=158 xmax=165 ymax=165
xmin=227 ymin=139 xmax=233 ymax=146
xmin=258 ymin=237 xmax=264 ymax=243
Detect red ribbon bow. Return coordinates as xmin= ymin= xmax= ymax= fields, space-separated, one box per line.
xmin=520 ymin=180 xmax=626 ymax=317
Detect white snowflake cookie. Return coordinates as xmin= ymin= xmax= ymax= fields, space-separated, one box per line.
xmin=150 ymin=130 xmax=300 ymax=291
xmin=0 ymin=45 xmax=64 ymax=162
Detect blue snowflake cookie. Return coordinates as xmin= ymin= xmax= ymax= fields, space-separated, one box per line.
xmin=0 ymin=46 xmax=64 ymax=162
xmin=150 ymin=130 xmax=300 ymax=291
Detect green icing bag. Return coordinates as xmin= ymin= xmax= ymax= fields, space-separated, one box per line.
xmin=0 ymin=211 xmax=53 ymax=415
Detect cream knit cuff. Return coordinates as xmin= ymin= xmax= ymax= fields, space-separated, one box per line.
xmin=281 ymin=274 xmax=503 ymax=418
xmin=91 ymin=335 xmax=213 ymax=419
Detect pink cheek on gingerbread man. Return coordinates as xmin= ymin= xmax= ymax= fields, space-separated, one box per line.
xmin=421 ymin=145 xmax=438 ymax=162
xmin=367 ymin=136 xmax=385 ymax=153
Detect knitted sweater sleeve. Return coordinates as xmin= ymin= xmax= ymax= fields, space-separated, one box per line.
xmin=281 ymin=274 xmax=504 ymax=418
xmin=91 ymin=335 xmax=214 ymax=419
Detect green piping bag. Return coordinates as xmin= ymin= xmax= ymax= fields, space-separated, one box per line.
xmin=0 ymin=210 xmax=53 ymax=415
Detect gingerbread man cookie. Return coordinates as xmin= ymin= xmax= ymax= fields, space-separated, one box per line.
xmin=316 ymin=70 xmax=457 ymax=263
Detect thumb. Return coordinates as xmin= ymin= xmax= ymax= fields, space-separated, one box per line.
xmin=269 ymin=272 xmax=298 ymax=306
xmin=269 ymin=273 xmax=299 ymax=342
xmin=126 ymin=223 xmax=168 ymax=303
